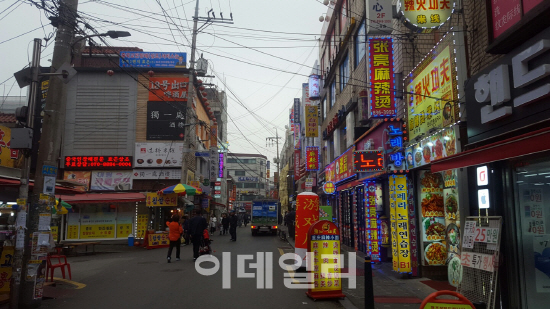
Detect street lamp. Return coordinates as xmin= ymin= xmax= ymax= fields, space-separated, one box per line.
xmin=72 ymin=30 xmax=131 ymax=47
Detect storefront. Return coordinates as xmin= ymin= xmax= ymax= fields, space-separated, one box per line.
xmin=431 ymin=26 xmax=550 ymax=309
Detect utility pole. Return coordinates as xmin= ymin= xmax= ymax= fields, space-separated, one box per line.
xmin=10 ymin=38 xmax=41 ymax=309
xmin=266 ymin=128 xmax=281 ymax=205
xmin=19 ymin=1 xmax=79 ymax=307
xmin=180 ymin=0 xmax=233 ymax=192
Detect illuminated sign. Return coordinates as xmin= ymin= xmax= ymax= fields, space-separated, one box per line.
xmin=389 ymin=175 xmax=411 ymax=273
xmin=397 ymin=0 xmax=455 ymax=30
xmin=387 ymin=124 xmax=405 ymax=169
xmin=294 ymin=98 xmax=300 ymax=124
xmin=148 ymin=77 xmax=189 ymax=102
xmin=406 ymin=33 xmax=459 ymax=140
xmin=354 ymin=151 xmax=384 ymax=172
xmin=294 ymin=150 xmax=300 ymax=181
xmin=308 ymin=75 xmax=320 ymax=99
xmin=306 ymin=146 xmax=320 ymax=171
xmin=325 ymin=147 xmax=355 ymax=183
xmin=366 ymin=182 xmax=381 ymax=262
xmin=368 ymin=38 xmax=396 ymax=117
xmin=64 ymin=156 xmax=132 ymax=169
xmin=323 ymin=181 xmax=336 ymax=195
xmin=218 ymin=153 xmax=224 ymax=178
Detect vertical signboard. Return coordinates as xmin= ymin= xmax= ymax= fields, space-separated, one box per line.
xmin=294 ymin=150 xmax=301 ymax=181
xmin=294 ymin=98 xmax=301 ymax=124
xmin=210 ymin=125 xmax=218 ymax=148
xmin=367 ymin=0 xmax=393 ymax=34
xmin=390 ymin=175 xmax=412 ymax=273
xmin=305 ymin=106 xmax=319 ymax=137
xmin=418 ymin=171 xmax=446 ymax=266
xmin=306 ymin=146 xmax=320 ymax=171
xmin=309 ymin=75 xmax=320 ymax=99
xmin=218 ymin=152 xmax=224 ymax=178
xmin=295 ymin=192 xmax=320 ymax=267
xmin=368 ymin=38 xmax=395 ymax=117
xmin=366 ymin=182 xmax=381 ymax=262
xmin=306 ymin=220 xmax=346 ymax=300
xmin=294 ymin=123 xmax=301 ymax=150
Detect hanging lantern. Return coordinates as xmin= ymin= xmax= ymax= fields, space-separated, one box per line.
xmin=197 ymin=79 xmax=203 ymax=84
xmin=107 ymin=70 xmax=114 ymax=76
xmin=147 ymin=70 xmax=154 ymax=77
xmin=206 ymin=107 xmax=211 ymax=111
xmin=199 ymin=85 xmax=205 ymax=91
xmin=204 ymin=101 xmax=209 ymax=106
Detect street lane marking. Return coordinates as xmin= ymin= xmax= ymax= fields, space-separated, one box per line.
xmin=278 ymin=248 xmax=299 ymax=284
xmin=53 ymin=277 xmax=86 ymax=289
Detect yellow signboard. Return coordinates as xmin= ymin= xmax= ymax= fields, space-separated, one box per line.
xmin=80 ymin=224 xmax=116 ymax=239
xmin=146 ymin=193 xmax=177 ymax=207
xmin=390 ymin=175 xmax=411 ymax=273
xmin=137 ymin=214 xmax=148 ymax=238
xmin=67 ymin=225 xmax=79 ymax=239
xmin=117 ymin=224 xmax=133 ymax=238
xmin=398 ymin=0 xmax=455 ymax=30
xmin=305 ymin=106 xmax=319 ymax=137
xmin=51 ymin=226 xmax=58 ymax=241
xmin=406 ymin=43 xmax=457 ymax=140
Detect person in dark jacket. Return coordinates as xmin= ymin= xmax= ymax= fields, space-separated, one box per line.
xmin=229 ymin=211 xmax=238 ymax=241
xmin=221 ymin=213 xmax=230 ymax=235
xmin=188 ymin=209 xmax=208 ymax=261
xmin=166 ymin=215 xmax=183 ymax=263
xmin=182 ymin=215 xmax=190 ymax=245
xmin=243 ymin=213 xmax=250 ymax=227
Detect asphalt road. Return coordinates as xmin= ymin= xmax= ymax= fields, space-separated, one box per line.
xmin=38 ymin=227 xmax=344 ymax=309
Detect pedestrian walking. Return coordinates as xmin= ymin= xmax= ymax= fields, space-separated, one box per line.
xmin=229 ymin=211 xmax=238 ymax=241
xmin=166 ymin=215 xmax=183 ymax=263
xmin=243 ymin=213 xmax=250 ymax=227
xmin=182 ymin=215 xmax=190 ymax=245
xmin=221 ymin=213 xmax=229 ymax=235
xmin=188 ymin=209 xmax=208 ymax=261
xmin=209 ymin=214 xmax=217 ymax=234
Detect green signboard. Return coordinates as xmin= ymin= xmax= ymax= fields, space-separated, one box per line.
xmin=319 ymin=206 xmax=333 ymax=222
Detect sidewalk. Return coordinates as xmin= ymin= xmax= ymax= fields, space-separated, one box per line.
xmin=284 ymin=236 xmax=441 ymax=309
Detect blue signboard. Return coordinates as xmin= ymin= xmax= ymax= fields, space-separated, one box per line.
xmin=194 ymin=152 xmax=210 ymax=157
xmin=119 ymin=51 xmax=187 ymax=68
xmin=42 ymin=165 xmax=57 ymax=176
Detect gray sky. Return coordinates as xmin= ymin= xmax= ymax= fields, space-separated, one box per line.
xmin=0 ymin=0 xmax=329 ymax=165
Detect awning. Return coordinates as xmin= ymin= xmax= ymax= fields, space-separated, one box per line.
xmin=431 ymin=127 xmax=550 ymax=173
xmin=0 ymin=177 xmax=85 ymax=194
xmin=55 ymin=192 xmax=146 ymax=204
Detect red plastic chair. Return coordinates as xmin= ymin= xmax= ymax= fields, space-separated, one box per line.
xmin=46 ymin=254 xmax=71 ymax=282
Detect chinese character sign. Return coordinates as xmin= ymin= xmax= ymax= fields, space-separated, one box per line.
xmin=295 ymin=192 xmax=320 ymax=267
xmin=305 ymin=106 xmax=319 ymax=137
xmin=406 ymin=42 xmax=457 ymax=140
xmin=306 ymin=220 xmax=346 ymax=300
xmin=389 ymin=175 xmax=412 ymax=273
xmin=294 ymin=98 xmax=301 ymax=124
xmin=327 ymin=147 xmax=355 ymax=182
xmin=397 ymin=0 xmax=455 ymax=29
xmin=294 ymin=150 xmax=301 ymax=181
xmin=148 ymin=77 xmax=189 ymax=102
xmin=323 ymin=181 xmax=336 ymax=195
xmin=306 ymin=146 xmax=320 ymax=171
xmin=366 ymin=182 xmax=381 ymax=262
xmin=369 ymin=38 xmax=396 ymax=117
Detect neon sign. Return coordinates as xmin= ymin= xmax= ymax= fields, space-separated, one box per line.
xmin=353 ymin=151 xmax=384 ymax=172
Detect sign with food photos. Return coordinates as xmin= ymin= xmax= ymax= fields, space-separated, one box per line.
xmin=389 ymin=175 xmax=411 ymax=273
xmin=406 ymin=34 xmax=459 ymax=141
xmin=306 ymin=220 xmax=345 ymax=300
xmin=405 ymin=127 xmax=457 ymax=169
xmin=418 ymin=171 xmax=447 ymax=266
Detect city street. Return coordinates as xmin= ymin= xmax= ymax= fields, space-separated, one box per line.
xmin=38 ymin=228 xmax=343 ymax=309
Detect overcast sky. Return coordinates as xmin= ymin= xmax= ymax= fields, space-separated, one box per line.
xmin=0 ymin=0 xmax=329 ymax=166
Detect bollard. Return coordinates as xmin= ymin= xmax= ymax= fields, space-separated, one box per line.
xmin=364 ymin=256 xmax=375 ymax=309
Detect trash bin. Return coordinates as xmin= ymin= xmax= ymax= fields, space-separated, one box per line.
xmin=128 ymin=234 xmax=134 ymax=247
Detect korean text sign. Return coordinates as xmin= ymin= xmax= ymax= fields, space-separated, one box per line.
xmin=307 ymin=220 xmax=345 ymax=298
xmin=306 ymin=146 xmax=320 ymax=171
xmin=146 ymin=193 xmax=178 ymax=207
xmin=390 ymin=175 xmax=411 ymax=273
xmin=120 ymin=51 xmax=187 ymax=68
xmin=295 ymin=192 xmax=320 ymax=266
xmin=406 ymin=37 xmax=457 ymax=140
xmin=369 ymin=38 xmax=395 ymax=117
xmin=148 ymin=77 xmax=189 ymax=102
xmin=65 ymin=156 xmax=132 ymax=169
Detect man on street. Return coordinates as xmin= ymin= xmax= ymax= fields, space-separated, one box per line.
xmin=229 ymin=211 xmax=238 ymax=241
xmin=188 ymin=208 xmax=208 ymax=261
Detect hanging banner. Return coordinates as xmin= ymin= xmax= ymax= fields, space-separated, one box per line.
xmin=305 ymin=106 xmax=319 ymax=137
xmin=390 ymin=175 xmax=412 ymax=273
xmin=294 ymin=150 xmax=301 ymax=181
xmin=306 ymin=146 xmax=320 ymax=171
xmin=295 ymin=192 xmax=320 ymax=267
xmin=368 ymin=38 xmax=396 ymax=117
xmin=306 ymin=220 xmax=346 ymax=300
xmin=90 ymin=171 xmax=132 ymax=191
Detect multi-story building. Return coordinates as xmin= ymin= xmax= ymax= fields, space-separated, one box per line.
xmin=226 ymin=153 xmax=267 ymax=212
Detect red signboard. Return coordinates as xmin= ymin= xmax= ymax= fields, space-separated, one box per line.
xmin=368 ymin=38 xmax=395 ymax=117
xmin=294 ymin=150 xmax=301 ymax=181
xmin=491 ymin=0 xmax=522 ymax=39
xmin=366 ymin=182 xmax=381 ymax=262
xmin=324 ymin=147 xmax=355 ymax=183
xmin=64 ymin=156 xmax=132 ymax=169
xmin=353 ymin=150 xmax=384 ymax=172
xmin=295 ymin=192 xmax=320 ymax=267
xmin=523 ymin=0 xmax=544 ymax=13
xmin=306 ymin=146 xmax=320 ymax=171
xmin=148 ymin=77 xmax=189 ymax=101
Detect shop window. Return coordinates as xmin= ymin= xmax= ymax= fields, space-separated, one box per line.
xmin=514 ymin=159 xmax=550 ymax=309
xmin=322 ymin=96 xmax=327 ymax=120
xmin=236 ymin=183 xmax=244 ymax=188
xmin=330 ymin=80 xmax=336 ymax=109
xmin=340 ymin=53 xmax=349 ymax=91
xmin=355 ymin=20 xmax=366 ymax=67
